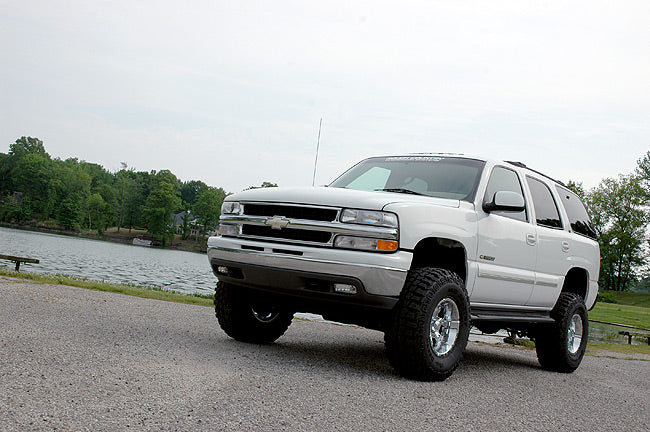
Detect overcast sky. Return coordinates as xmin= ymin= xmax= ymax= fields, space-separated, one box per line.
xmin=1 ymin=1 xmax=648 ymax=193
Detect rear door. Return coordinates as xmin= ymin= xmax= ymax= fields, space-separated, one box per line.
xmin=524 ymin=176 xmax=566 ymax=307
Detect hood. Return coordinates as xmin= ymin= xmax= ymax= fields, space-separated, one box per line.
xmin=228 ymin=186 xmax=460 ymax=210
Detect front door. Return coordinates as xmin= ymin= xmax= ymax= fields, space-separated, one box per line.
xmin=472 ymin=166 xmax=537 ymax=306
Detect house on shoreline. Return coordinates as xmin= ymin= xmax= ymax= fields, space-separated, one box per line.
xmin=173 ymin=210 xmax=199 ymax=237
xmin=172 ymin=211 xmax=218 ymax=238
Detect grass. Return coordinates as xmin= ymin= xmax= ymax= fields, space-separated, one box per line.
xmin=586 ymin=342 xmax=650 ymax=358
xmin=600 ymin=290 xmax=650 ymax=308
xmin=590 ymin=302 xmax=650 ymax=329
xmin=0 ymin=268 xmax=214 ymax=307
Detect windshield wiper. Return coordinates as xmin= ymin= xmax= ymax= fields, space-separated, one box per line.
xmin=375 ymin=188 xmax=426 ymax=196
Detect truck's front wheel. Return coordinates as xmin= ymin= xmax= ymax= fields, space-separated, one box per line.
xmin=385 ymin=268 xmax=470 ymax=381
xmin=215 ymin=282 xmax=294 ymax=344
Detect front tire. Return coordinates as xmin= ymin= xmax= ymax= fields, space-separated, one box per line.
xmin=214 ymin=282 xmax=294 ymax=344
xmin=535 ymin=292 xmax=588 ymax=372
xmin=385 ymin=268 xmax=470 ymax=381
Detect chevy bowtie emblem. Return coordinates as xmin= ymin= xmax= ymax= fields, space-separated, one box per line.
xmin=265 ymin=216 xmax=290 ymax=230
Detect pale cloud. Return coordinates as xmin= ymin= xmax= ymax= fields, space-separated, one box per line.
xmin=1 ymin=1 xmax=649 ymax=192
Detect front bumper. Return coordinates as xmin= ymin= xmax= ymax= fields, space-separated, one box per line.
xmin=207 ymin=236 xmax=412 ymax=300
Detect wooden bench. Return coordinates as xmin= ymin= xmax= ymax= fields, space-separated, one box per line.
xmin=0 ymin=254 xmax=40 ymax=271
xmin=619 ymin=331 xmax=650 ymax=345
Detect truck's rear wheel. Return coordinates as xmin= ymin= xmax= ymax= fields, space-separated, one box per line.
xmin=385 ymin=268 xmax=470 ymax=381
xmin=534 ymin=292 xmax=588 ymax=372
xmin=215 ymin=282 xmax=294 ymax=343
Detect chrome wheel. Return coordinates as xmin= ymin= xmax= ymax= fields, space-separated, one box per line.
xmin=429 ymin=297 xmax=460 ymax=356
xmin=567 ymin=313 xmax=583 ymax=354
xmin=251 ymin=306 xmax=278 ymax=323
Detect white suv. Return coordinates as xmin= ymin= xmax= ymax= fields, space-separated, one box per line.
xmin=207 ymin=155 xmax=599 ymax=381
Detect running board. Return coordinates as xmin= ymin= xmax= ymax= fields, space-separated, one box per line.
xmin=470 ymin=307 xmax=555 ymax=324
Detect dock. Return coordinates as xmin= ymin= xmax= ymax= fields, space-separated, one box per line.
xmin=0 ymin=254 xmax=40 ymax=271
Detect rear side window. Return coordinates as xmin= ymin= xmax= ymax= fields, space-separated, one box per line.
xmin=526 ymin=177 xmax=562 ymax=229
xmin=555 ymin=186 xmax=598 ymax=240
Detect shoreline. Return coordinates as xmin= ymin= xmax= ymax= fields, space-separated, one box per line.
xmin=0 ymin=222 xmax=207 ymax=254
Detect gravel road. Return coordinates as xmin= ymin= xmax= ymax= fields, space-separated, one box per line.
xmin=1 ymin=279 xmax=649 ymax=432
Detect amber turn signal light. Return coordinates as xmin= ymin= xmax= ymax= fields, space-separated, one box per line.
xmin=377 ymin=240 xmax=398 ymax=251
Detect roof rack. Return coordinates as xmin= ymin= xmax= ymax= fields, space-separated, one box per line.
xmin=505 ymin=161 xmax=566 ymax=187
xmin=410 ymin=152 xmax=465 ymax=156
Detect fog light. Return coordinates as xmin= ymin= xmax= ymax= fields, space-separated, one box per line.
xmin=219 ymin=224 xmax=239 ymax=236
xmin=334 ymin=283 xmax=357 ymax=294
xmin=216 ymin=266 xmax=229 ymax=275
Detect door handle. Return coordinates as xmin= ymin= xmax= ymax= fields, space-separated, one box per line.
xmin=526 ymin=233 xmax=537 ymax=246
xmin=562 ymin=241 xmax=570 ymax=252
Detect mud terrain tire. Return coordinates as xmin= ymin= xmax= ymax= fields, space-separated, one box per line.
xmin=215 ymin=282 xmax=294 ymax=344
xmin=535 ymin=292 xmax=588 ymax=372
xmin=385 ymin=268 xmax=470 ymax=381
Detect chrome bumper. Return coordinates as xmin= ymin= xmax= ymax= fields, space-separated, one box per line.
xmin=207 ymin=236 xmax=412 ymax=297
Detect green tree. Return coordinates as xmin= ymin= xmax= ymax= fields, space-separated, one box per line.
xmin=180 ymin=211 xmax=193 ymax=240
xmin=566 ymin=180 xmax=586 ymax=200
xmin=9 ymin=136 xmax=49 ymax=159
xmin=0 ymin=195 xmax=20 ymax=222
xmin=59 ymin=193 xmax=83 ymax=229
xmin=115 ymin=163 xmax=135 ymax=232
xmin=180 ymin=180 xmax=209 ymax=208
xmin=86 ymin=193 xmax=106 ymax=234
xmin=18 ymin=196 xmax=32 ymax=222
xmin=11 ymin=152 xmax=52 ymax=217
xmin=245 ymin=181 xmax=278 ymax=190
xmin=636 ymin=150 xmax=650 ymax=202
xmin=95 ymin=183 xmax=118 ymax=228
xmin=122 ymin=172 xmax=148 ymax=232
xmin=636 ymin=151 xmax=650 ymax=181
xmin=143 ymin=171 xmax=181 ymax=247
xmin=178 ymin=180 xmax=209 ymax=239
xmin=0 ymin=153 xmax=11 ymax=195
xmin=50 ymin=159 xmax=92 ymax=227
xmin=193 ymin=187 xmax=226 ymax=238
xmin=587 ymin=175 xmax=648 ymax=291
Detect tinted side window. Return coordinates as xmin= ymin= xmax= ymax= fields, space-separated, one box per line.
xmin=555 ymin=186 xmax=598 ymax=240
xmin=484 ymin=166 xmax=527 ymax=222
xmin=526 ymin=177 xmax=562 ymax=228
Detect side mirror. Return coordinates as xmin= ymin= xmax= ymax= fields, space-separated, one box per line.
xmin=483 ymin=191 xmax=525 ymax=213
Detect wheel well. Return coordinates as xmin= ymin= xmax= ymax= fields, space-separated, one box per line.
xmin=409 ymin=238 xmax=467 ymax=283
xmin=561 ymin=268 xmax=588 ymax=301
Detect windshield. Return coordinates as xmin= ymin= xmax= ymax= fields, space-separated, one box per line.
xmin=329 ymin=156 xmax=485 ymax=201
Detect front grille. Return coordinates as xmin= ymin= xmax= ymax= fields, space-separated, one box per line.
xmin=244 ymin=204 xmax=337 ymax=222
xmin=242 ymin=225 xmax=332 ymax=243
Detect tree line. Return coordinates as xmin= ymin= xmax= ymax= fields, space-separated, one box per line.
xmin=574 ymin=151 xmax=650 ymax=292
xmin=1 ymin=136 xmax=648 ymax=291
xmin=0 ymin=136 xmax=275 ymax=247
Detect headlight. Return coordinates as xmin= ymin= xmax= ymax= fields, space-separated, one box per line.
xmin=334 ymin=236 xmax=398 ymax=252
xmin=340 ymin=209 xmax=398 ymax=228
xmin=221 ymin=201 xmax=241 ymax=215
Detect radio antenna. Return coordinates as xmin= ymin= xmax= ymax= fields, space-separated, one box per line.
xmin=312 ymin=117 xmax=322 ymax=186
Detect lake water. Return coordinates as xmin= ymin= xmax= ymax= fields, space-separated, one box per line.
xmin=0 ymin=227 xmax=216 ymax=295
